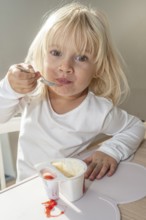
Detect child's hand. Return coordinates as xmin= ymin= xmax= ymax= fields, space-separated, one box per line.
xmin=83 ymin=151 xmax=118 ymax=181
xmin=7 ymin=63 xmax=41 ymax=94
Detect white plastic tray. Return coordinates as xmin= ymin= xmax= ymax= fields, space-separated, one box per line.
xmin=89 ymin=162 xmax=146 ymax=204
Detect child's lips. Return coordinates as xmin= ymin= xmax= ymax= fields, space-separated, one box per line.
xmin=56 ymin=78 xmax=72 ymax=85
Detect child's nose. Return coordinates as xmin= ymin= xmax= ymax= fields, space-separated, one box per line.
xmin=58 ymin=62 xmax=73 ymax=74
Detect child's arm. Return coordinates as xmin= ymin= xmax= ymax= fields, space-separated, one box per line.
xmin=98 ymin=107 xmax=145 ymax=161
xmin=84 ymin=106 xmax=145 ymax=180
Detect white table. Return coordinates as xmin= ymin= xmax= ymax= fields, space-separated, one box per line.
xmin=0 ymin=172 xmax=122 ymax=220
xmin=1 ymin=160 xmax=146 ymax=220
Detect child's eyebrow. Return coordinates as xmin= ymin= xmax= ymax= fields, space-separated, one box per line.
xmin=79 ymin=50 xmax=91 ymax=55
xmin=84 ymin=50 xmax=90 ymax=53
xmin=48 ymin=44 xmax=60 ymax=49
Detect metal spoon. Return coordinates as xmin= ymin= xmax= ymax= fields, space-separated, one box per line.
xmin=39 ymin=77 xmax=56 ymax=87
xmin=17 ymin=66 xmax=56 ymax=87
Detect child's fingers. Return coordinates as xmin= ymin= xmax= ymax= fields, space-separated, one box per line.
xmin=7 ymin=63 xmax=41 ymax=94
xmin=84 ymin=161 xmax=97 ymax=179
xmin=96 ymin=162 xmax=118 ymax=179
xmin=96 ymin=163 xmax=110 ymax=179
xmin=107 ymin=163 xmax=118 ymax=177
xmin=15 ymin=65 xmax=36 ymax=79
xmin=83 ymin=156 xmax=92 ymax=165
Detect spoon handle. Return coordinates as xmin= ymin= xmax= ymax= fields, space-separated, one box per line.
xmin=40 ymin=77 xmax=56 ymax=87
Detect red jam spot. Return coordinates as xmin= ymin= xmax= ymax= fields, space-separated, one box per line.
xmin=43 ymin=174 xmax=55 ymax=180
xmin=42 ymin=200 xmax=64 ymax=218
xmin=41 ymin=169 xmax=56 ymax=180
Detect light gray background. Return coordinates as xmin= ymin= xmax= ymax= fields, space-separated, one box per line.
xmin=0 ymin=0 xmax=146 ymax=120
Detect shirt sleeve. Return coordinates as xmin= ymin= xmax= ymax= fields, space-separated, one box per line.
xmin=97 ymin=105 xmax=145 ymax=162
xmin=0 ymin=75 xmax=35 ymax=123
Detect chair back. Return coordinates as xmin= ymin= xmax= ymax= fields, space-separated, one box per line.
xmin=0 ymin=117 xmax=21 ymax=190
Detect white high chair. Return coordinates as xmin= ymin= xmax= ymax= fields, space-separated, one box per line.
xmin=0 ymin=116 xmax=21 ymax=190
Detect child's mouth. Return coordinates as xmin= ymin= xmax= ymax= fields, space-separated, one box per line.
xmin=56 ymin=78 xmax=72 ymax=85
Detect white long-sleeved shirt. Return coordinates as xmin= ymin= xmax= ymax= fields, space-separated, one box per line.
xmin=0 ymin=76 xmax=145 ymax=181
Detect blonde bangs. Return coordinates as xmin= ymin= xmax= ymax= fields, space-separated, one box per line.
xmin=42 ymin=13 xmax=99 ymax=59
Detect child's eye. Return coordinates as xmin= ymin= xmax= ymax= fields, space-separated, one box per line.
xmin=75 ymin=55 xmax=88 ymax=62
xmin=50 ymin=50 xmax=62 ymax=56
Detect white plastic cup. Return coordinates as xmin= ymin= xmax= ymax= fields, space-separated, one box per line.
xmin=35 ymin=164 xmax=59 ymax=200
xmin=41 ymin=168 xmax=59 ymax=200
xmin=58 ymin=158 xmax=87 ymax=202
xmin=35 ymin=158 xmax=87 ymax=202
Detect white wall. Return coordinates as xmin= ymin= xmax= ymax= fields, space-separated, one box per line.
xmin=0 ymin=0 xmax=146 ymax=120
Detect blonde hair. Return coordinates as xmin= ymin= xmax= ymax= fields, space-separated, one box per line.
xmin=25 ymin=2 xmax=129 ymax=105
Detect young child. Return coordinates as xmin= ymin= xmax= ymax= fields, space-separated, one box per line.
xmin=0 ymin=2 xmax=145 ymax=182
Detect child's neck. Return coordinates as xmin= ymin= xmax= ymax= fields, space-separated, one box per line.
xmin=48 ymin=89 xmax=88 ymax=114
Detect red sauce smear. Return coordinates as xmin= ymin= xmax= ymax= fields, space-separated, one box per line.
xmin=43 ymin=174 xmax=55 ymax=180
xmin=42 ymin=200 xmax=64 ymax=218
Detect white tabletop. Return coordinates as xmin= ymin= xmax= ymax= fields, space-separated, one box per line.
xmin=0 ymin=175 xmax=120 ymax=220
xmin=1 ymin=161 xmax=146 ymax=220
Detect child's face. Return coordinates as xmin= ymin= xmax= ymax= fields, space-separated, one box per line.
xmin=43 ymin=41 xmax=96 ymax=98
